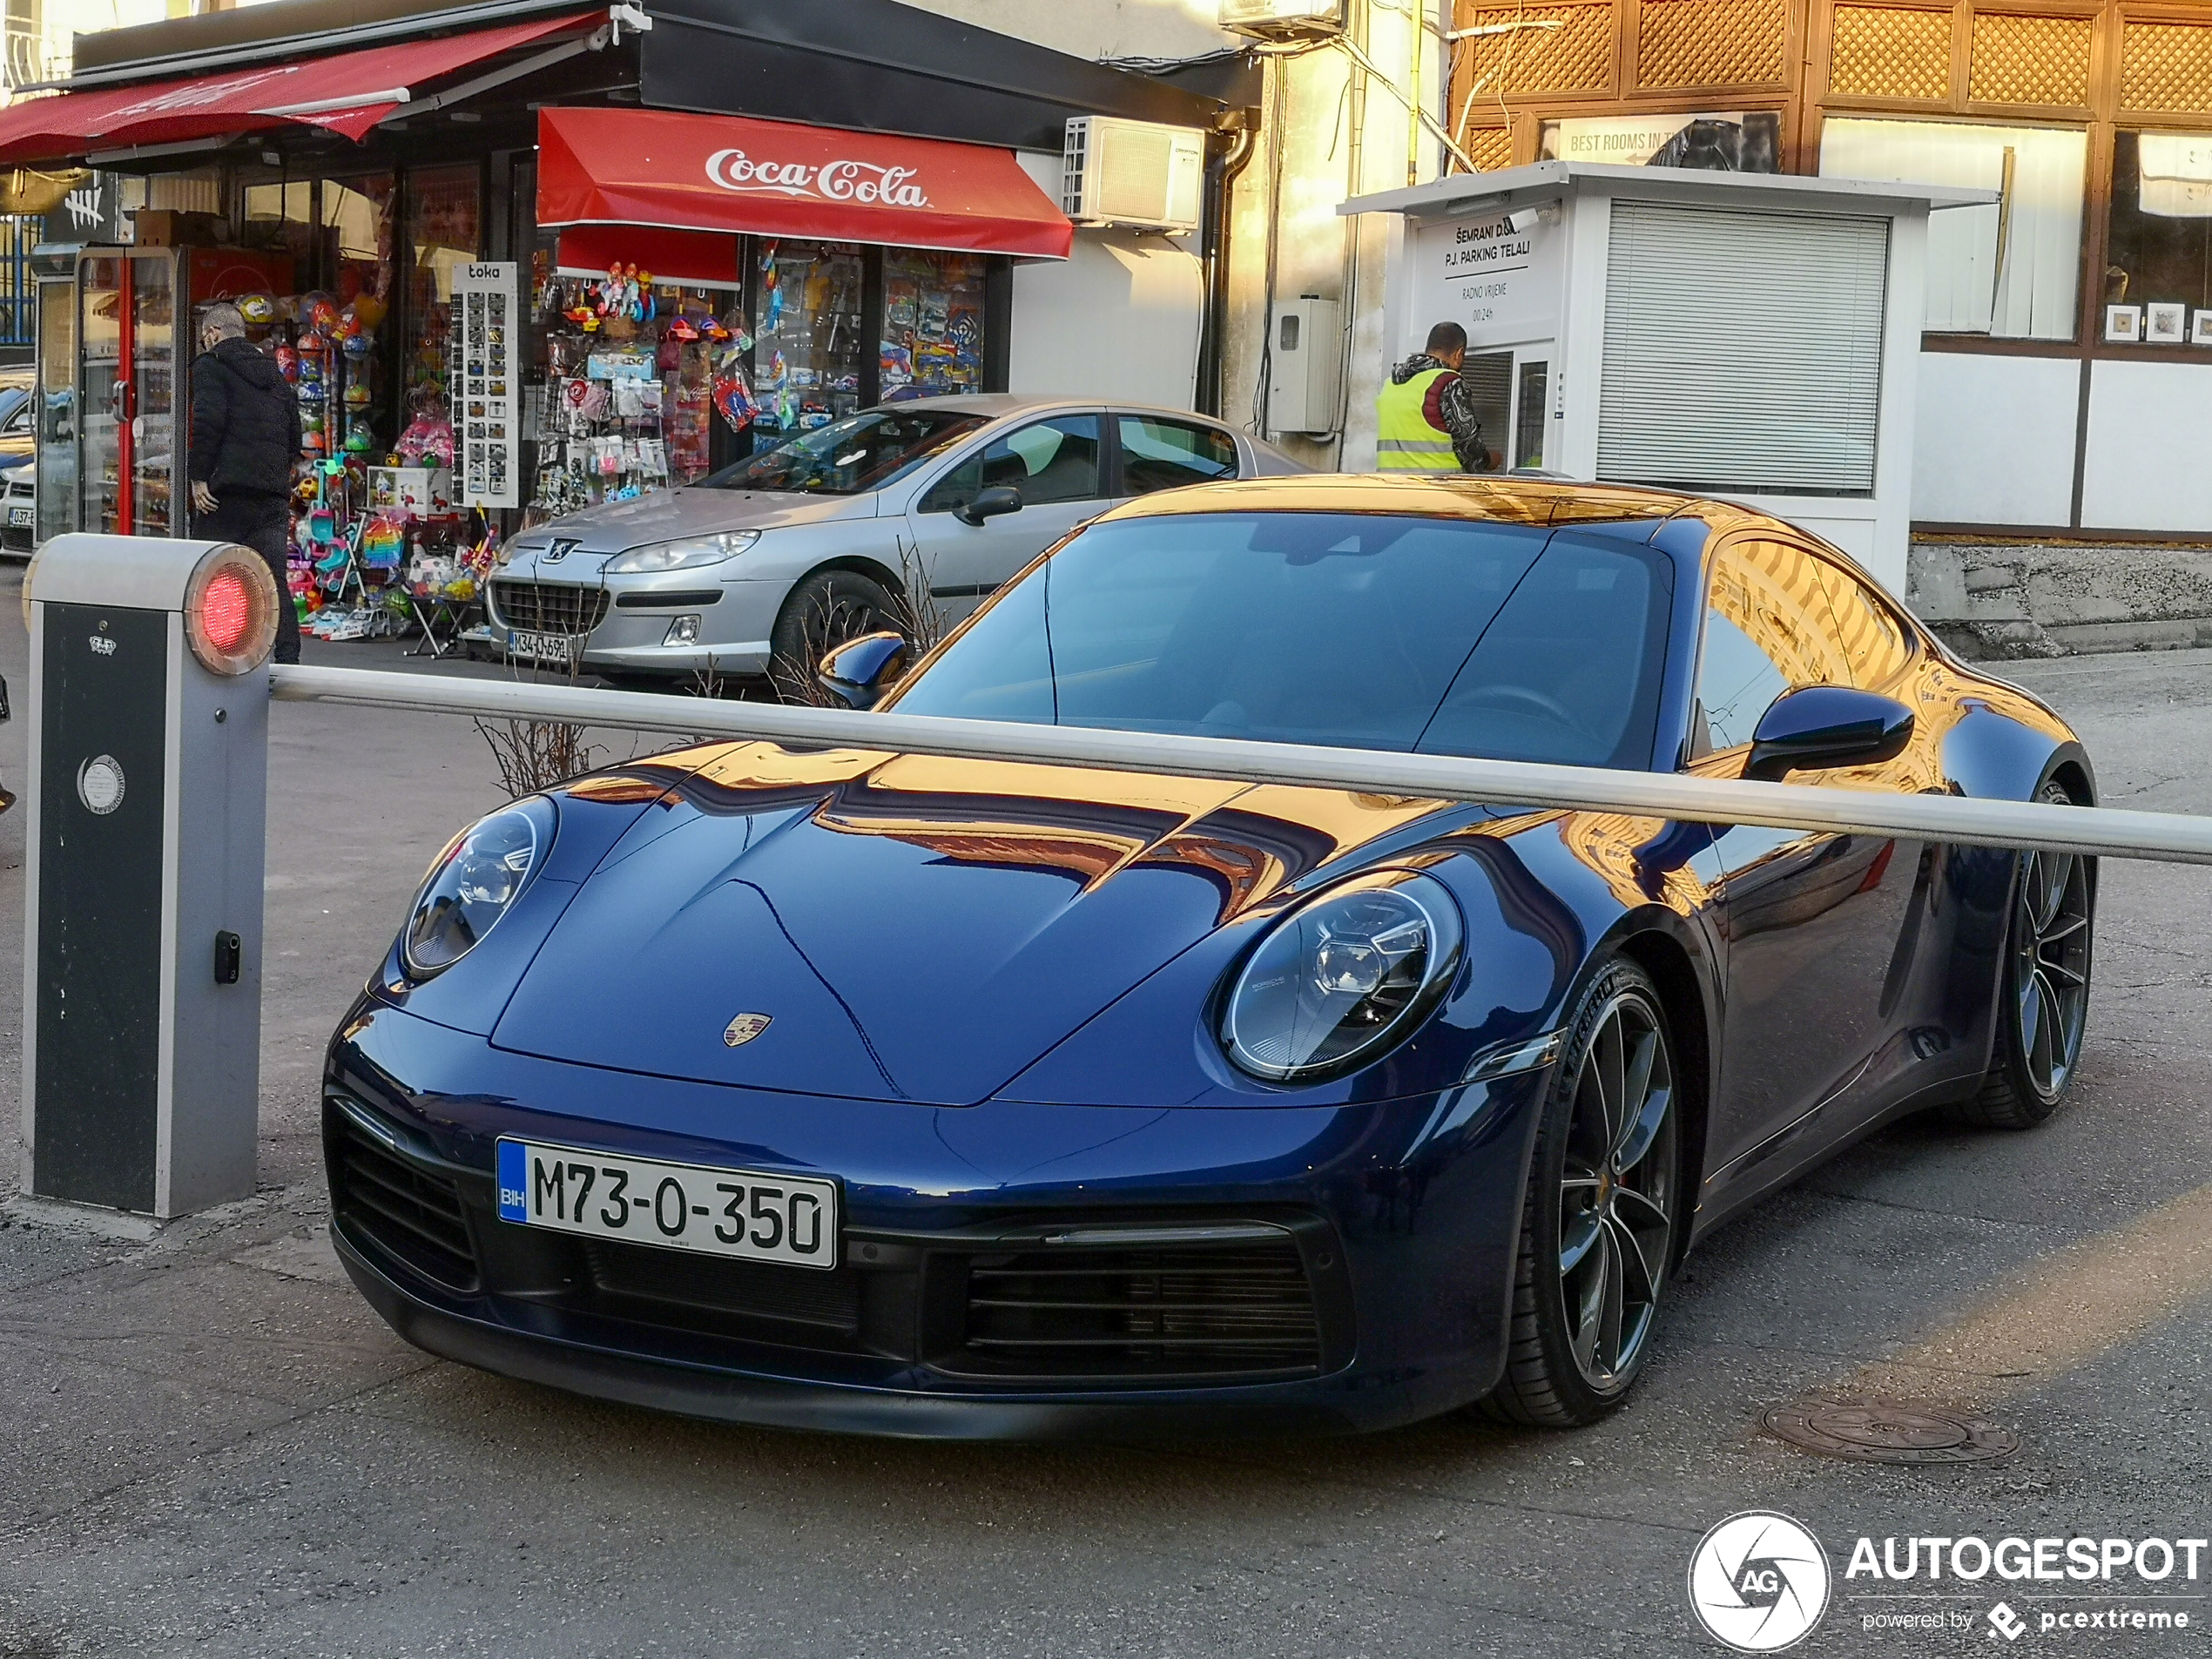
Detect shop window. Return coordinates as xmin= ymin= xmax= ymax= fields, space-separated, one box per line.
xmin=323 ymin=176 xmax=395 ymax=300
xmin=242 ymin=180 xmax=316 ymax=273
xmin=404 ymin=165 xmax=479 ymax=466
xmin=1818 ymin=118 xmax=2085 ymax=341
xmin=753 ymin=239 xmax=863 ymax=436
xmin=1116 ymin=415 xmax=1237 ymax=495
xmin=2104 ymin=132 xmax=2212 ymax=337
xmin=920 ymin=415 xmax=1103 ymax=512
xmin=880 ymin=250 xmax=987 ymax=401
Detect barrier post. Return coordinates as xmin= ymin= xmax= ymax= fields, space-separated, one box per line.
xmin=20 ymin=534 xmax=281 ymax=1218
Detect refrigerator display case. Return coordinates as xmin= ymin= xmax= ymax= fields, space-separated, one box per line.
xmin=70 ymin=246 xmax=294 ymax=539
xmin=32 ymin=273 xmax=73 ymax=549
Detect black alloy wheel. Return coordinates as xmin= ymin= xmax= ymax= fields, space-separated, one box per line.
xmin=1954 ymin=778 xmax=2095 ymax=1130
xmin=1487 ymin=957 xmax=1682 ymax=1427
xmin=768 ymin=569 xmax=901 ymax=705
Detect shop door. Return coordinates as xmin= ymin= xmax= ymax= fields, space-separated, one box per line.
xmin=903 ymin=413 xmax=1110 ymax=624
xmin=76 ymin=251 xmax=178 ymax=537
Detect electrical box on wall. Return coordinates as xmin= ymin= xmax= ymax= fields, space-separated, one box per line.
xmin=1218 ymin=0 xmax=1346 ymax=39
xmin=1267 ymin=296 xmax=1342 ymax=435
xmin=1062 ymin=118 xmax=1205 ymax=233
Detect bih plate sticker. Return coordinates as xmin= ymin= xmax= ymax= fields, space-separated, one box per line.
xmin=496 ymin=1138 xmax=838 ymax=1270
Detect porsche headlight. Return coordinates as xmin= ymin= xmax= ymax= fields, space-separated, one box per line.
xmin=1220 ymin=872 xmax=1463 ymax=1084
xmin=604 ymin=529 xmax=759 ymax=575
xmin=401 ymin=797 xmax=556 ymax=977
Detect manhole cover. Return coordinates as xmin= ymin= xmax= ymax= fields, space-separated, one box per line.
xmin=1762 ymin=1402 xmax=2018 ymax=1465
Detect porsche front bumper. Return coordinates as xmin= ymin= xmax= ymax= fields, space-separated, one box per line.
xmin=325 ymin=1001 xmax=1550 ymax=1439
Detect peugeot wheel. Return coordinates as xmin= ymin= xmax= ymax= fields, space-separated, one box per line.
xmin=1953 ymin=778 xmax=2095 ymax=1130
xmin=769 ymin=569 xmax=900 ymax=705
xmin=1487 ymin=958 xmax=1682 ymax=1427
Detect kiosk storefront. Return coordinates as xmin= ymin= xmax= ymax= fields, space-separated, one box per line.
xmin=0 ymin=0 xmax=1224 ymax=619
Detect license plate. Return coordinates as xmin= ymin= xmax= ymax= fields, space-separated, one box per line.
xmin=507 ymin=629 xmax=582 ymax=664
xmin=6 ymin=507 xmax=30 ymax=527
xmin=496 ymin=1138 xmax=839 ymax=1269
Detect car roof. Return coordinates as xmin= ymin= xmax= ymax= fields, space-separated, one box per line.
xmin=874 ymin=392 xmax=1243 ymax=429
xmin=1089 ymin=472 xmax=1777 ymax=539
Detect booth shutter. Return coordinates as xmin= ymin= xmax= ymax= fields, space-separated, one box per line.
xmin=1597 ymin=201 xmax=1891 ymax=495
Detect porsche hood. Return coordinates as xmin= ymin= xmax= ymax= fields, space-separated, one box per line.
xmin=490 ymin=745 xmax=1457 ymax=1106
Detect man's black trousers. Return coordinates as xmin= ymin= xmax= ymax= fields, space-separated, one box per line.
xmin=195 ymin=491 xmax=300 ymax=664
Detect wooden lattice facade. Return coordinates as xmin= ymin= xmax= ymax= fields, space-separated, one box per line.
xmin=1451 ymin=0 xmax=2212 ymax=164
xmin=1448 ymin=0 xmax=2212 ymax=395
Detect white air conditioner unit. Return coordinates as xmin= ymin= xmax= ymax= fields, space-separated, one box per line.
xmin=1218 ymin=0 xmax=1346 ymax=40
xmin=1062 ymin=117 xmax=1205 ymax=233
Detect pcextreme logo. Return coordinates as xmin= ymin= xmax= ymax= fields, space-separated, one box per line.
xmin=1689 ymin=1512 xmax=1832 ymax=1652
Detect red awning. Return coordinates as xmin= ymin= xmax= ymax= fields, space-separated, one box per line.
xmin=537 ymin=106 xmax=1073 ymax=261
xmin=0 ymin=12 xmax=599 ymax=166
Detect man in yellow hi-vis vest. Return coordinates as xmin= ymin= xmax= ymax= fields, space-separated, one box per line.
xmin=1376 ymin=321 xmax=1490 ymax=472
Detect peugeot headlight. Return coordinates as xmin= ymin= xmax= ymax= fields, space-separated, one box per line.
xmin=604 ymin=529 xmax=760 ymax=575
xmin=1219 ymin=872 xmax=1463 ymax=1084
xmin=401 ymin=797 xmax=556 ymax=977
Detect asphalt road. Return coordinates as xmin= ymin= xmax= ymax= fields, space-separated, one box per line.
xmin=3 ymin=569 xmax=2210 ymax=1658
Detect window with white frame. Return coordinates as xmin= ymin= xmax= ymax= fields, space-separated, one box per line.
xmin=1819 ymin=118 xmax=2086 ymax=341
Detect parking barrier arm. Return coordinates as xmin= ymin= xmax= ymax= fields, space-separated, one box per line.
xmin=269 ymin=664 xmax=2212 ymax=866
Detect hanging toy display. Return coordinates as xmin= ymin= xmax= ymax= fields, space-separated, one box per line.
xmin=532 ymin=260 xmax=725 ymax=516
xmin=711 ymin=343 xmax=756 ymax=433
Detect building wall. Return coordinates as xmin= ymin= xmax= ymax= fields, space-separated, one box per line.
xmin=1009 ymin=152 xmax=1206 ymax=408
xmin=895 ymin=0 xmax=1447 ymax=469
xmin=1224 ymin=2 xmax=1445 ymax=473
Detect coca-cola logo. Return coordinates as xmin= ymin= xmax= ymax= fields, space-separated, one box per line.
xmin=703 ymin=148 xmax=929 ymax=208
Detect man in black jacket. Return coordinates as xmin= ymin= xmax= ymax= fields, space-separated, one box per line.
xmin=189 ymin=300 xmax=301 ymax=662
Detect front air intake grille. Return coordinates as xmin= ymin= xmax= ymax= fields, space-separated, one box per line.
xmin=583 ymin=1239 xmax=860 ymax=1339
xmin=330 ymin=1118 xmax=480 ymax=1292
xmin=489 ymin=580 xmax=610 ymax=635
xmin=951 ymin=1237 xmax=1321 ymax=1381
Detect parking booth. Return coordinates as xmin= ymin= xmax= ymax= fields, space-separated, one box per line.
xmin=1342 ymin=162 xmax=1991 ymax=591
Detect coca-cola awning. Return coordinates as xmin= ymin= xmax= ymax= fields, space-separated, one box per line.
xmin=536 ymin=106 xmax=1073 ymax=261
xmin=0 ymin=11 xmax=600 ymax=166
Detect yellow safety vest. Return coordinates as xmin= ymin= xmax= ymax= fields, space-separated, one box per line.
xmin=1375 ymin=368 xmax=1459 ymax=470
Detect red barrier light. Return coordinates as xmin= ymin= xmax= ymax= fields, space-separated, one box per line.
xmin=200 ymin=569 xmax=253 ymax=655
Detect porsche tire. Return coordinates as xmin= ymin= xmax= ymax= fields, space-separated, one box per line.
xmin=1952 ymin=778 xmax=2095 ymax=1131
xmin=1485 ymin=957 xmax=1683 ymax=1428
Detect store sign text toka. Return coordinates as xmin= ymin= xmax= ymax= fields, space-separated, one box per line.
xmin=704 ymin=149 xmax=930 ymax=209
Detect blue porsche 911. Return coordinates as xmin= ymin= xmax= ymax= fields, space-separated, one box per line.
xmin=324 ymin=475 xmax=2095 ymax=1436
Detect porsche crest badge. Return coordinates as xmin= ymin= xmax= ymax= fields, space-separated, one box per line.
xmin=722 ymin=1012 xmax=772 ymax=1048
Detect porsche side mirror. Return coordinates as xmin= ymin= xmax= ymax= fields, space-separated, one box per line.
xmin=954 ymin=485 xmax=1022 ymax=527
xmin=817 ymin=630 xmax=909 ymax=710
xmin=1745 ymin=685 xmax=1915 ymax=782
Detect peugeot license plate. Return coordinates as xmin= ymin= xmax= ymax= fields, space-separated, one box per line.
xmin=507 ymin=629 xmax=581 ymax=665
xmin=496 ymin=1139 xmax=839 ymax=1269
xmin=6 ymin=507 xmax=30 ymax=528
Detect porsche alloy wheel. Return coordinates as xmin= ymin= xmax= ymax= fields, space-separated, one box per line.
xmin=1487 ymin=959 xmax=1681 ymax=1427
xmin=1957 ymin=779 xmax=2095 ymax=1130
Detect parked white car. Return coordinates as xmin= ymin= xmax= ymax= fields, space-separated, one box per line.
xmin=487 ymin=395 xmax=1305 ymax=691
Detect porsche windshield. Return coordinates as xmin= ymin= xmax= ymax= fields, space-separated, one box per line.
xmin=706 ymin=409 xmax=984 ymax=495
xmin=892 ymin=511 xmax=1675 ymax=769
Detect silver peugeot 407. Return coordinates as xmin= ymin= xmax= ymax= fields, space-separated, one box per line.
xmin=488 ymin=395 xmax=1305 ymax=690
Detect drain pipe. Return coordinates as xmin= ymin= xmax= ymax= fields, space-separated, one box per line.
xmin=1194 ymin=111 xmax=1257 ymax=419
